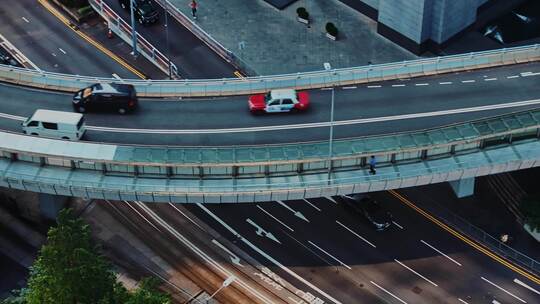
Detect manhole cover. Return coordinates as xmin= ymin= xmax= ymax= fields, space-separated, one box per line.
xmin=412 ymin=286 xmax=422 ymax=294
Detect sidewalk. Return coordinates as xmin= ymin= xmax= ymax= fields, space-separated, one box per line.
xmin=168 ymin=0 xmax=415 ymax=75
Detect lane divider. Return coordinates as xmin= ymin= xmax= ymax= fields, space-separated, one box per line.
xmin=37 ymin=0 xmax=146 ymax=79
xmin=388 ymin=189 xmax=540 ymax=285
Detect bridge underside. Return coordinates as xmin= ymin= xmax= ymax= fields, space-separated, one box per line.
xmin=1 ymin=140 xmax=539 ymax=203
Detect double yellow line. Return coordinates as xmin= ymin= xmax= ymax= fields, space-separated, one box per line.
xmin=38 ymin=0 xmax=146 ymax=79
xmin=388 ymin=189 xmax=540 ymax=285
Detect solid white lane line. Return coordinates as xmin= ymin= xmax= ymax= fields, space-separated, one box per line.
xmin=392 ymin=221 xmax=404 ymax=229
xmin=439 ymin=81 xmax=452 ymax=85
xmin=507 ymin=75 xmax=520 ymax=79
xmin=324 ymin=196 xmax=338 ymax=205
xmin=394 ymin=259 xmax=438 ymax=287
xmin=370 ymin=281 xmax=408 ymax=304
xmin=414 ymin=83 xmax=429 ymax=86
xmin=122 ymin=200 xmax=161 ymax=232
xmin=392 ymin=84 xmax=406 ymax=87
xmin=513 ymin=278 xmax=540 ymax=295
xmin=420 ymin=240 xmax=462 ymax=266
xmin=484 ymin=78 xmax=498 ymax=81
xmin=303 ymin=199 xmax=321 ymax=212
xmin=196 ymin=203 xmax=343 ymax=304
xmin=458 ymin=298 xmax=469 ymax=304
xmin=367 ymin=85 xmax=381 ymax=88
xmin=461 ymin=80 xmax=476 ymax=83
xmin=481 ymin=276 xmax=527 ymax=303
xmin=256 ymin=205 xmax=294 ymax=232
xmin=308 ymin=241 xmax=352 ymax=270
xmin=342 ymin=86 xmax=357 ymax=89
xmin=58 ymin=48 xmax=66 ymax=54
xmin=167 ymin=202 xmax=203 ymax=230
xmin=335 ymin=220 xmax=376 ymax=248
xmin=22 ymin=17 xmax=30 ymax=23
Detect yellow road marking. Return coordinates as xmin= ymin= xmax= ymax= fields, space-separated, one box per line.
xmin=234 ymin=70 xmax=245 ymax=79
xmin=388 ymin=189 xmax=540 ymax=285
xmin=38 ymin=0 xmax=146 ymax=79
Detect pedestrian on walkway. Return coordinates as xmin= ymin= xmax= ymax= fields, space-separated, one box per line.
xmin=189 ymin=0 xmax=198 ymax=19
xmin=369 ymin=155 xmax=377 ymax=175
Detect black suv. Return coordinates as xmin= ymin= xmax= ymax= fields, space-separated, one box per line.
xmin=72 ymin=83 xmax=138 ymax=114
xmin=337 ymin=194 xmax=393 ymax=231
xmin=119 ymin=0 xmax=159 ymax=25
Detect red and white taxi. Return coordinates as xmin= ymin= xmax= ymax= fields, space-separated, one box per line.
xmin=248 ymin=89 xmax=310 ymax=114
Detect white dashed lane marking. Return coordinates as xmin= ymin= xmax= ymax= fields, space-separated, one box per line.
xmin=484 ymin=78 xmax=497 ymax=81
xmin=21 ymin=17 xmax=30 ymax=23
xmin=392 ymin=84 xmax=406 ymax=87
xmin=461 ymin=80 xmax=476 ymax=83
xmin=507 ymin=75 xmax=520 ymax=79
xmin=415 ymin=83 xmax=429 ymax=86
xmin=342 ymin=86 xmax=357 ymax=90
xmin=367 ymin=85 xmax=381 ymax=88
xmin=439 ymin=81 xmax=452 ymax=85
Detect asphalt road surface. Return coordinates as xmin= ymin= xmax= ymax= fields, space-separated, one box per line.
xmin=180 ymin=191 xmax=540 ymax=304
xmin=102 ymin=0 xmax=238 ymax=79
xmin=0 ymin=0 xmax=138 ymax=78
xmin=0 ymin=63 xmax=539 ymax=146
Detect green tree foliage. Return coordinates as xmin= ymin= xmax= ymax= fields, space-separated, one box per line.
xmin=24 ymin=209 xmax=119 ymax=304
xmin=126 ymin=278 xmax=171 ymax=304
xmin=521 ymin=195 xmax=540 ymax=232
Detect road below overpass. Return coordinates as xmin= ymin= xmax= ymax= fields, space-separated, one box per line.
xmin=0 ymin=62 xmax=540 ymax=145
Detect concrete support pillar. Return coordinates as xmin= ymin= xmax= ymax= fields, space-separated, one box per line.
xmin=449 ymin=177 xmax=475 ymax=198
xmin=38 ymin=193 xmax=68 ymax=220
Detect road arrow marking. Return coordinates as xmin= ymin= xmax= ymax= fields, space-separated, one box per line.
xmin=211 ymin=239 xmax=244 ymax=267
xmin=276 ymin=200 xmax=309 ymax=222
xmin=246 ymin=218 xmax=281 ymax=244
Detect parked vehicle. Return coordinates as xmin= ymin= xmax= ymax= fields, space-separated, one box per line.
xmin=72 ymin=83 xmax=138 ymax=114
xmin=337 ymin=194 xmax=393 ymax=231
xmin=248 ymin=89 xmax=310 ymax=114
xmin=22 ymin=109 xmax=86 ymax=141
xmin=118 ymin=0 xmax=159 ymax=25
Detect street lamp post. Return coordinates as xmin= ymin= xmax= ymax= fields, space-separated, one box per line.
xmin=324 ymin=63 xmax=335 ymax=184
xmin=164 ymin=5 xmax=172 ymax=79
xmin=207 ymin=276 xmax=235 ymax=303
xmin=129 ymin=0 xmax=138 ymax=56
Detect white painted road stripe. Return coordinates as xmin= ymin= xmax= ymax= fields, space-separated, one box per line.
xmin=415 ymin=83 xmax=429 ymax=86
xmin=513 ymin=278 xmax=540 ymax=295
xmin=325 ymin=196 xmax=338 ymax=204
xmin=167 ymin=202 xmax=203 ymax=230
xmin=395 ymin=259 xmax=438 ymax=287
xmin=392 ymin=221 xmax=404 ymax=229
xmin=507 ymin=75 xmax=520 ymax=79
xmin=481 ymin=276 xmax=527 ymax=303
xmin=367 ymin=85 xmax=381 ymax=88
xmin=420 ymin=240 xmax=462 ymax=266
xmin=256 ymin=205 xmax=294 ymax=232
xmin=484 ymin=78 xmax=498 ymax=81
xmin=58 ymin=48 xmax=66 ymax=54
xmin=22 ymin=17 xmax=29 ymax=23
xmin=342 ymin=86 xmax=357 ymax=90
xmin=196 ymin=203 xmax=343 ymax=304
xmin=336 ymin=220 xmax=376 ymax=248
xmin=458 ymin=298 xmax=469 ymax=304
xmin=370 ymin=281 xmax=408 ymax=304
xmin=461 ymin=80 xmax=476 ymax=83
xmin=79 ymin=98 xmax=540 ymax=134
xmin=303 ymin=199 xmax=321 ymax=212
xmin=392 ymin=84 xmax=406 ymax=87
xmin=308 ymin=241 xmax=352 ymax=270
xmin=439 ymin=81 xmax=453 ymax=85
xmin=521 ymin=72 xmax=540 ymax=77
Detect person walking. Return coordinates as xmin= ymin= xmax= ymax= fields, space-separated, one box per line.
xmin=189 ymin=0 xmax=198 ymax=19
xmin=369 ymin=155 xmax=377 ymax=175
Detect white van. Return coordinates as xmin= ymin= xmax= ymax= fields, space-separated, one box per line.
xmin=22 ymin=109 xmax=86 ymax=141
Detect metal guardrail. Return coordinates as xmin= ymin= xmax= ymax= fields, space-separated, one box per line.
xmin=0 ymin=44 xmax=538 ymax=97
xmin=89 ymin=0 xmax=178 ymax=78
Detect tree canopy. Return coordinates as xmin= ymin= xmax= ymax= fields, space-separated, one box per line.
xmin=2 ymin=208 xmax=170 ymax=304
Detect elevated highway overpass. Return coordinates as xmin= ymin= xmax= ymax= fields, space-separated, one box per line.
xmin=0 ymin=45 xmax=540 ymax=202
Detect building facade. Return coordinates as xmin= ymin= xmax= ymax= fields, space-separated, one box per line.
xmin=340 ymin=0 xmax=491 ymax=54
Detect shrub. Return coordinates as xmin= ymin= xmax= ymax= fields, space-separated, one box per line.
xmin=59 ymin=0 xmax=89 ymax=8
xmin=296 ymin=7 xmax=309 ymax=20
xmin=326 ymin=22 xmax=338 ymax=37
